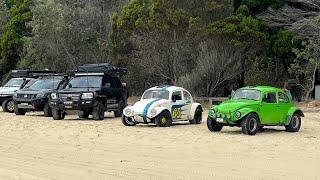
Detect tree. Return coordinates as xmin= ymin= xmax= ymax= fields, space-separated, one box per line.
xmin=1 ymin=0 xmax=32 ymax=73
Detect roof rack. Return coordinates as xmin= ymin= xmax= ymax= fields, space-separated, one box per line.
xmin=74 ymin=63 xmax=128 ymax=76
xmin=11 ymin=70 xmax=57 ymax=78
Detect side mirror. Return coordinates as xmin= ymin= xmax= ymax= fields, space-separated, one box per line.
xmin=68 ymin=84 xmax=72 ymax=88
xmin=104 ymin=83 xmax=111 ymax=88
xmin=172 ymin=99 xmax=176 ymax=103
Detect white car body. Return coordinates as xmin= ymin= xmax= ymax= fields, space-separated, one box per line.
xmin=123 ymin=86 xmax=202 ymax=124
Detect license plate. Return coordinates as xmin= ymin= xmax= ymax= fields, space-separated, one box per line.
xmin=216 ymin=118 xmax=223 ymax=123
xmin=21 ymin=103 xmax=29 ymax=106
xmin=65 ymin=106 xmax=72 ymax=109
xmin=64 ymin=101 xmax=72 ymax=105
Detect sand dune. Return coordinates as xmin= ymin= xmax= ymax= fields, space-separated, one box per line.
xmin=0 ymin=109 xmax=319 ymax=179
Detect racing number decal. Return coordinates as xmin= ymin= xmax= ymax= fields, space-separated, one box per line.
xmin=172 ymin=107 xmax=181 ymax=119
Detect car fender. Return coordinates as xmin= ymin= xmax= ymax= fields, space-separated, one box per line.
xmin=285 ymin=107 xmax=304 ymax=125
xmin=236 ymin=107 xmax=258 ymax=120
xmin=190 ymin=103 xmax=203 ymax=119
xmin=149 ymin=106 xmax=170 ymax=118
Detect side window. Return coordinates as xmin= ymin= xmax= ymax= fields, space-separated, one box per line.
xmin=262 ymin=92 xmax=277 ymax=103
xmin=183 ymin=91 xmax=192 ymax=102
xmin=172 ymin=91 xmax=182 ymax=101
xmin=278 ymin=92 xmax=289 ymax=103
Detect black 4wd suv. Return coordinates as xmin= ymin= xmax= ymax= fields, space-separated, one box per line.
xmin=49 ymin=64 xmax=128 ymax=120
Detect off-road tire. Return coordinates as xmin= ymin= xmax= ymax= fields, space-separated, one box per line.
xmin=207 ymin=117 xmax=223 ymax=132
xmin=92 ymin=101 xmax=104 ymax=121
xmin=285 ymin=112 xmax=301 ymax=132
xmin=14 ymin=103 xmax=26 ymax=115
xmin=78 ymin=111 xmax=90 ymax=119
xmin=52 ymin=109 xmax=63 ymax=120
xmin=189 ymin=107 xmax=202 ymax=124
xmin=114 ymin=100 xmax=125 ymax=117
xmin=155 ymin=111 xmax=172 ymax=127
xmin=121 ymin=115 xmax=136 ymax=126
xmin=2 ymin=98 xmax=15 ymax=113
xmin=241 ymin=113 xmax=260 ymax=135
xmin=43 ymin=102 xmax=52 ymax=117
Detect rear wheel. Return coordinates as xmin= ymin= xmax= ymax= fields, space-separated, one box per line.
xmin=285 ymin=113 xmax=301 ymax=132
xmin=14 ymin=103 xmax=26 ymax=115
xmin=241 ymin=113 xmax=259 ymax=135
xmin=155 ymin=111 xmax=172 ymax=127
xmin=92 ymin=101 xmax=104 ymax=121
xmin=43 ymin=102 xmax=52 ymax=117
xmin=190 ymin=107 xmax=202 ymax=124
xmin=121 ymin=115 xmax=136 ymax=126
xmin=2 ymin=98 xmax=15 ymax=113
xmin=114 ymin=100 xmax=125 ymax=117
xmin=207 ymin=117 xmax=223 ymax=132
xmin=52 ymin=109 xmax=63 ymax=120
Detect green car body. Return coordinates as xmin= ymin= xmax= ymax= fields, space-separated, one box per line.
xmin=207 ymin=86 xmax=304 ymax=135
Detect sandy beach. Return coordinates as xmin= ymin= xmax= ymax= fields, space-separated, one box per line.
xmin=0 ymin=109 xmax=319 ymax=180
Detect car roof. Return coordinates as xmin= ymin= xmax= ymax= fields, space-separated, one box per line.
xmin=240 ymin=86 xmax=284 ymax=93
xmin=147 ymin=86 xmax=187 ymax=92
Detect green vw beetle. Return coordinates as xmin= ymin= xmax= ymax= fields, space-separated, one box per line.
xmin=207 ymin=86 xmax=304 ymax=135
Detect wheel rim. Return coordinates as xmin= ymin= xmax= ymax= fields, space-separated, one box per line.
xmin=292 ymin=116 xmax=299 ymax=128
xmin=249 ymin=118 xmax=257 ymax=132
xmin=7 ymin=100 xmax=15 ymax=112
xmin=161 ymin=117 xmax=167 ymax=124
xmin=125 ymin=117 xmax=134 ymax=124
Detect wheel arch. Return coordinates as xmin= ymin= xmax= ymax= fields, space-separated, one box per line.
xmin=190 ymin=103 xmax=203 ymax=119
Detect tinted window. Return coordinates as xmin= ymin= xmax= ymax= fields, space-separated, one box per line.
xmin=67 ymin=76 xmax=102 ymax=88
xmin=142 ymin=90 xmax=169 ymax=100
xmin=30 ymin=79 xmax=62 ymax=90
xmin=172 ymin=91 xmax=182 ymax=101
xmin=278 ymin=92 xmax=289 ymax=103
xmin=263 ymin=92 xmax=277 ymax=103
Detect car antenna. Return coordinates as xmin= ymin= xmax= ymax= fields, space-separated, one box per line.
xmin=86 ymin=69 xmax=89 ymax=92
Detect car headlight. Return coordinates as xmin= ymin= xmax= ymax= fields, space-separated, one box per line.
xmin=81 ymin=92 xmax=94 ymax=99
xmin=210 ymin=109 xmax=215 ymax=115
xmin=124 ymin=109 xmax=132 ymax=116
xmin=13 ymin=92 xmax=18 ymax=97
xmin=235 ymin=111 xmax=241 ymax=119
xmin=36 ymin=93 xmax=44 ymax=98
xmin=51 ymin=93 xmax=58 ymax=100
xmin=151 ymin=109 xmax=157 ymax=117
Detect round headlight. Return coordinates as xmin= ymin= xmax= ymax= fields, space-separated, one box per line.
xmin=51 ymin=93 xmax=57 ymax=99
xmin=151 ymin=109 xmax=157 ymax=116
xmin=124 ymin=109 xmax=131 ymax=116
xmin=235 ymin=111 xmax=241 ymax=119
xmin=222 ymin=114 xmax=226 ymax=118
xmin=210 ymin=109 xmax=215 ymax=115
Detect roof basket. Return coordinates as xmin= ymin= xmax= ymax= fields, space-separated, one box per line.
xmin=11 ymin=70 xmax=57 ymax=78
xmin=75 ymin=63 xmax=128 ymax=76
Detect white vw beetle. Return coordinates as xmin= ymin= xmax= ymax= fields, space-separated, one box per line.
xmin=122 ymin=86 xmax=203 ymax=127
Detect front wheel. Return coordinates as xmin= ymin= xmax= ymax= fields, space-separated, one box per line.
xmin=189 ymin=107 xmax=202 ymax=124
xmin=285 ymin=113 xmax=301 ymax=132
xmin=207 ymin=117 xmax=223 ymax=132
xmin=43 ymin=102 xmax=52 ymax=117
xmin=14 ymin=103 xmax=26 ymax=115
xmin=241 ymin=113 xmax=259 ymax=135
xmin=155 ymin=111 xmax=172 ymax=127
xmin=122 ymin=115 xmax=137 ymax=126
xmin=114 ymin=100 xmax=125 ymax=117
xmin=52 ymin=109 xmax=64 ymax=120
xmin=92 ymin=101 xmax=104 ymax=121
xmin=2 ymin=98 xmax=15 ymax=113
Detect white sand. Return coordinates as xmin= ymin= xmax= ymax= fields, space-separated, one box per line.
xmin=0 ymin=110 xmax=319 ymax=180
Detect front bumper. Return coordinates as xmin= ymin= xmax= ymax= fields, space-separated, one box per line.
xmin=13 ymin=97 xmax=48 ymax=110
xmin=49 ymin=99 xmax=95 ymax=111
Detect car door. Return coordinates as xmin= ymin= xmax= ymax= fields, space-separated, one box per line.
xmin=182 ymin=91 xmax=192 ymax=119
xmin=277 ymin=92 xmax=291 ymax=124
xmin=171 ymin=91 xmax=186 ymax=121
xmin=260 ymin=92 xmax=279 ymax=124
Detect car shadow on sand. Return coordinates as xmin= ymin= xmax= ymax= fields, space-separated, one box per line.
xmin=218 ymin=127 xmax=286 ymax=135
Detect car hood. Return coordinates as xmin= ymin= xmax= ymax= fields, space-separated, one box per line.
xmin=0 ymin=86 xmax=19 ymax=95
xmin=131 ymin=98 xmax=168 ymax=115
xmin=216 ymin=99 xmax=259 ymax=113
xmin=16 ymin=88 xmax=54 ymax=95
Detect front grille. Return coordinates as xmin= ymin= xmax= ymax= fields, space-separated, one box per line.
xmin=17 ymin=94 xmax=35 ymax=99
xmin=58 ymin=93 xmax=81 ymax=101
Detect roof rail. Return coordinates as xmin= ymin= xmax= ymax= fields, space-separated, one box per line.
xmin=11 ymin=70 xmax=57 ymax=78
xmin=74 ymin=63 xmax=128 ymax=76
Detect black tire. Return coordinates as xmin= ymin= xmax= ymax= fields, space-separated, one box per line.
xmin=241 ymin=113 xmax=260 ymax=135
xmin=43 ymin=102 xmax=52 ymax=117
xmin=52 ymin=109 xmax=63 ymax=120
xmin=155 ymin=111 xmax=172 ymax=127
xmin=14 ymin=103 xmax=26 ymax=115
xmin=78 ymin=111 xmax=90 ymax=119
xmin=114 ymin=100 xmax=125 ymax=117
xmin=190 ymin=107 xmax=202 ymax=124
xmin=285 ymin=112 xmax=301 ymax=132
xmin=92 ymin=101 xmax=104 ymax=121
xmin=207 ymin=117 xmax=223 ymax=132
xmin=2 ymin=98 xmax=15 ymax=113
xmin=121 ymin=115 xmax=137 ymax=126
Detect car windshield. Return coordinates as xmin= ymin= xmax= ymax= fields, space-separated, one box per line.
xmin=232 ymin=89 xmax=261 ymax=101
xmin=29 ymin=79 xmax=62 ymax=90
xmin=4 ymin=79 xmax=24 ymax=87
xmin=142 ymin=90 xmax=170 ymax=100
xmin=66 ymin=76 xmax=102 ymax=88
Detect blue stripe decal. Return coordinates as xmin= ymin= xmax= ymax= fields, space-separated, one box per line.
xmin=162 ymin=86 xmax=170 ymax=90
xmin=143 ymin=99 xmax=161 ymax=123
